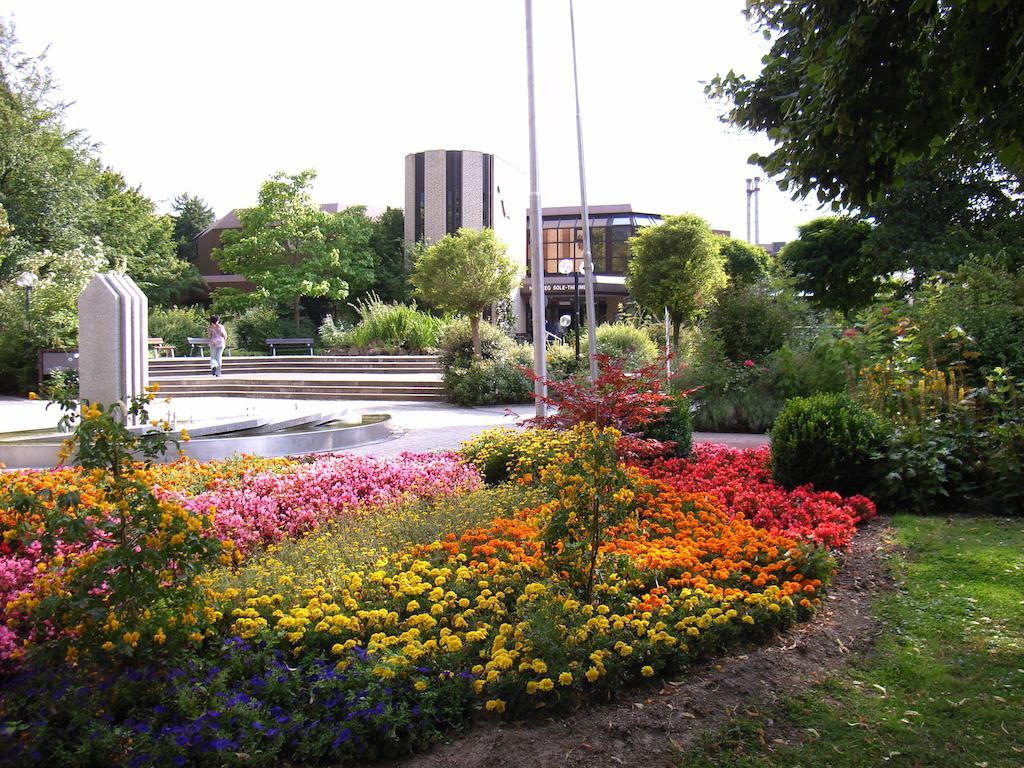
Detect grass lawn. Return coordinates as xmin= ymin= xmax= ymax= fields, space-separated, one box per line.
xmin=678 ymin=514 xmax=1024 ymax=768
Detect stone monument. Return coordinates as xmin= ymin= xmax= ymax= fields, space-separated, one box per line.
xmin=77 ymin=273 xmax=148 ymax=415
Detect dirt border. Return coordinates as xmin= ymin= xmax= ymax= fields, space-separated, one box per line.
xmin=386 ymin=518 xmax=895 ymax=768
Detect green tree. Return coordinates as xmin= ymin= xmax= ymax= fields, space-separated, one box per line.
xmin=707 ymin=0 xmax=1024 ymax=208
xmin=626 ymin=212 xmax=727 ymax=350
xmin=171 ymin=193 xmax=214 ymax=258
xmin=779 ymin=217 xmax=877 ymax=316
xmin=0 ymin=20 xmax=98 ymax=276
xmin=0 ymin=239 xmax=106 ymax=392
xmin=412 ymin=227 xmax=521 ymax=357
xmin=92 ymin=170 xmax=202 ymax=306
xmin=716 ymin=234 xmax=773 ymax=285
xmin=365 ymin=207 xmax=409 ymax=304
xmin=863 ymin=143 xmax=1024 ymax=281
xmin=214 ymin=170 xmax=376 ymax=330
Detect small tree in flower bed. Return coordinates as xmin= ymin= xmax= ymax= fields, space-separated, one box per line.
xmin=644 ymin=444 xmax=876 ymax=549
xmin=524 ymin=355 xmax=692 ymax=459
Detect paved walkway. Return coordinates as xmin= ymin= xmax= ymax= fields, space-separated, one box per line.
xmin=0 ymin=396 xmax=769 ymax=458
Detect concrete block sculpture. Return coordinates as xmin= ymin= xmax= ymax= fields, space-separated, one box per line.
xmin=77 ymin=273 xmax=148 ymax=416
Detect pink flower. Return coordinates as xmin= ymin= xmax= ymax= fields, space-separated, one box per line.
xmin=743 ymin=359 xmax=755 ymax=368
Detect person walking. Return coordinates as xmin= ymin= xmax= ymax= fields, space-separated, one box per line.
xmin=207 ymin=315 xmax=228 ymax=376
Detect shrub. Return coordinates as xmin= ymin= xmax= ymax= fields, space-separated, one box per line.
xmin=525 ymin=355 xmax=682 ymax=459
xmin=640 ymin=393 xmax=693 ymax=457
xmin=439 ymin=319 xmax=532 ymax=405
xmin=444 ymin=355 xmax=532 ymax=407
xmin=544 ymin=339 xmax=583 ymax=381
xmin=770 ymin=392 xmax=892 ymax=497
xmin=915 ymin=257 xmax=1024 ymax=382
xmin=705 ymin=283 xmax=801 ymax=362
xmin=318 ymin=313 xmax=351 ymax=349
xmin=2 ymin=391 xmax=224 ymax=668
xmin=581 ymin=323 xmax=660 ymax=370
xmin=148 ymin=305 xmax=208 ymax=357
xmin=438 ymin=318 xmax=514 ymax=369
xmin=347 ymin=293 xmax=443 ymax=354
xmin=460 ymin=427 xmax=575 ymax=485
xmin=233 ymin=306 xmax=316 ymax=353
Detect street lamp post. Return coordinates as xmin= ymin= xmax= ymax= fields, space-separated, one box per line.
xmin=15 ymin=271 xmax=38 ymax=323
xmin=557 ymin=258 xmax=581 ymax=364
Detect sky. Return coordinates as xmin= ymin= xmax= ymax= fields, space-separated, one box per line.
xmin=5 ymin=0 xmax=821 ymax=243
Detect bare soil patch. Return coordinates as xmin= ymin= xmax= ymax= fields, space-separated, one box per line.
xmin=386 ymin=518 xmax=895 ymax=768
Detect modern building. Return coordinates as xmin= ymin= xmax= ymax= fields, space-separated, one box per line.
xmin=521 ymin=204 xmax=660 ymax=336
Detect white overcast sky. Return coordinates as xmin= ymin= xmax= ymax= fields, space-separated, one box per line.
xmin=5 ymin=0 xmax=820 ymax=243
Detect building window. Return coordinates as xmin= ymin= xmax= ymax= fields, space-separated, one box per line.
xmin=482 ymin=154 xmax=493 ymax=228
xmin=609 ymin=225 xmax=631 ymax=274
xmin=414 ymin=153 xmax=425 ymax=242
xmin=445 ymin=151 xmax=463 ymax=235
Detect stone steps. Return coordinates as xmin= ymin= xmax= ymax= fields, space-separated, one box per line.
xmin=150 ymin=355 xmax=441 ymax=377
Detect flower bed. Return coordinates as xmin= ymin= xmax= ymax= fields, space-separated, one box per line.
xmin=0 ymin=452 xmax=481 ymax=666
xmin=644 ymin=444 xmax=876 ymax=549
xmin=1 ymin=422 xmax=876 ymax=767
xmin=3 ymin=458 xmax=830 ymax=766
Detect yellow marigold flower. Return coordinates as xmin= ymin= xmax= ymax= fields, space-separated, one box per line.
xmin=101 ymin=641 xmax=115 ymax=652
xmin=179 ymin=428 xmax=190 ymax=442
xmin=585 ymin=667 xmax=600 ymax=683
xmin=641 ymin=665 xmax=654 ymax=678
xmin=537 ymin=678 xmax=554 ymax=692
xmin=485 ymin=699 xmax=506 ymax=713
xmin=558 ymin=672 xmax=573 ymax=686
xmin=526 ymin=681 xmax=538 ymax=695
xmin=27 ymin=391 xmax=38 ymax=400
xmin=414 ymin=680 xmax=428 ymax=692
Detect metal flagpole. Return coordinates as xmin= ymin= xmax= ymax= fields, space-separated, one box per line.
xmin=526 ymin=0 xmax=547 ymax=417
xmin=569 ymin=0 xmax=599 ymax=383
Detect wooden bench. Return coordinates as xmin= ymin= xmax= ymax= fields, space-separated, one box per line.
xmin=186 ymin=337 xmax=232 ymax=357
xmin=265 ymin=337 xmax=315 ymax=356
xmin=147 ymin=337 xmax=176 ymax=357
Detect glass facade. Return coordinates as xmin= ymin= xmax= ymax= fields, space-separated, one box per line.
xmin=526 ymin=209 xmax=662 ymax=276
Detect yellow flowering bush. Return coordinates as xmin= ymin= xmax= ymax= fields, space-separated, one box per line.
xmin=460 ymin=427 xmax=575 ymax=485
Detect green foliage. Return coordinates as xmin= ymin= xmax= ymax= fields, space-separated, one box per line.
xmin=412 ymin=227 xmax=521 ymax=357
xmin=171 ymin=193 xmax=215 ymax=259
xmin=707 ymin=1 xmax=1024 ymax=207
xmin=364 ymin=207 xmax=410 ymax=303
xmin=40 ymin=367 xmax=78 ymax=402
xmin=768 ymin=333 xmax=855 ymax=401
xmin=317 ymin=313 xmax=350 ymax=349
xmin=915 ymin=257 xmax=1024 ymax=381
xmin=232 ymin=305 xmax=314 ymax=354
xmin=0 ymin=21 xmax=99 ymax=269
xmin=770 ymin=392 xmax=892 ymax=497
xmin=444 ymin=354 xmax=533 ymax=407
xmin=5 ymin=392 xmax=222 ymax=667
xmin=148 ymin=305 xmax=208 ymax=359
xmin=778 ymin=217 xmax=877 ymax=316
xmin=862 ymin=140 xmax=1024 ymax=281
xmin=716 ymin=235 xmax=773 ymax=285
xmin=706 ymin=281 xmax=801 ymax=362
xmin=0 ymin=241 xmax=105 ymax=393
xmin=438 ymin=317 xmax=515 ymax=370
xmin=581 ymin=323 xmax=660 ymax=370
xmin=92 ymin=169 xmax=201 ymax=307
xmin=438 ymin=318 xmax=531 ymax=406
xmin=626 ymin=212 xmax=728 ymax=348
xmin=640 ymin=393 xmax=693 ymax=458
xmin=214 ymin=170 xmax=375 ymax=330
xmin=346 ymin=293 xmax=442 ymax=354
xmin=539 ymin=425 xmax=634 ymax=602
